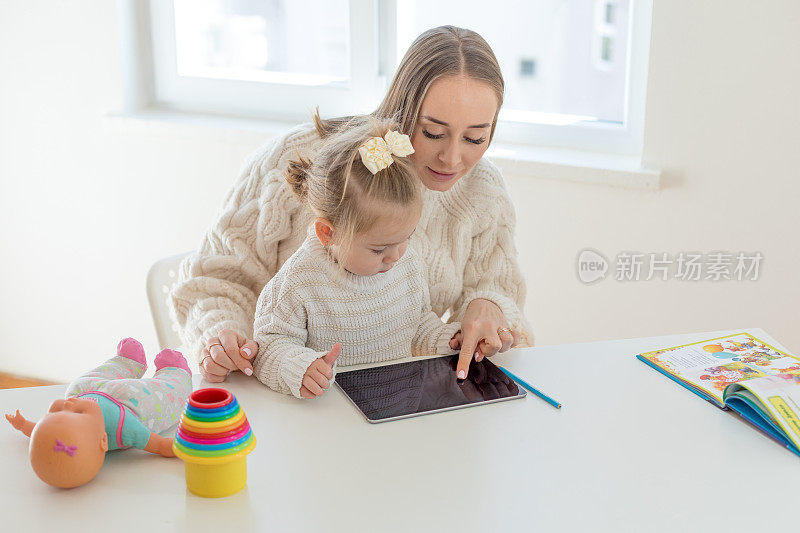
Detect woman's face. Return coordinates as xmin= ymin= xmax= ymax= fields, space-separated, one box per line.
xmin=410 ymin=75 xmax=499 ymax=192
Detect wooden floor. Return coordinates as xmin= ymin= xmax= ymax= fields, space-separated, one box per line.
xmin=0 ymin=372 xmax=56 ymax=389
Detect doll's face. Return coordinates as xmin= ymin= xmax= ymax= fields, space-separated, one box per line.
xmin=30 ymin=398 xmax=108 ymax=488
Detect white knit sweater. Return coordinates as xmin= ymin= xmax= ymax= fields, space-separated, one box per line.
xmin=169 ymin=123 xmax=531 ymax=362
xmin=252 ymin=230 xmax=462 ymax=398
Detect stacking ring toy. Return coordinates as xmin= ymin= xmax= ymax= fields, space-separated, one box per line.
xmin=172 ymin=388 xmax=256 ymax=497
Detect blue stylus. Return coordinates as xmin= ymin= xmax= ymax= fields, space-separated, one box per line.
xmin=499 ymin=366 xmax=562 ymax=409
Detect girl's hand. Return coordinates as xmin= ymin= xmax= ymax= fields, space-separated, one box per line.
xmin=449 ymin=331 xmax=463 ymax=351
xmin=201 ymin=329 xmax=259 ymax=383
xmin=300 ymin=344 xmax=342 ymax=399
xmin=455 ymin=299 xmax=521 ymax=380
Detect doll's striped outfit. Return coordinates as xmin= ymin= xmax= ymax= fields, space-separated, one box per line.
xmin=66 ymin=353 xmax=192 ymax=448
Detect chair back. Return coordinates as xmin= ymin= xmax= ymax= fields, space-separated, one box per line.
xmin=146 ymin=252 xmax=193 ymax=350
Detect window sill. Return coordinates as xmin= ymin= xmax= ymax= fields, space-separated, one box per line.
xmin=487 ymin=143 xmax=660 ymax=190
xmin=105 ymin=108 xmax=661 ymax=190
xmin=104 ymin=108 xmax=296 ymax=145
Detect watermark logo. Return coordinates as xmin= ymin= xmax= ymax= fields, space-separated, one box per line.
xmin=577 ymin=250 xmax=763 ymax=284
xmin=577 ymin=249 xmax=609 ymax=284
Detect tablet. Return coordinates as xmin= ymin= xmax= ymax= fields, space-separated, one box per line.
xmin=335 ymin=354 xmax=526 ymax=423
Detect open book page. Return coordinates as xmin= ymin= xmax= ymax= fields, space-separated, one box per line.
xmin=638 ymin=333 xmax=800 ymax=407
xmin=724 ymin=374 xmax=800 ymax=451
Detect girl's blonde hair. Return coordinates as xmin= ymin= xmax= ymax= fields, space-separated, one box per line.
xmin=316 ymin=25 xmax=504 ymax=142
xmin=286 ymin=115 xmax=421 ymax=261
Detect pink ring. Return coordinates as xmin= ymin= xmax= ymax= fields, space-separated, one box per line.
xmin=178 ymin=424 xmax=251 ymax=446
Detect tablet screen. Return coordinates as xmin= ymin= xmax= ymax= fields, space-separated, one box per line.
xmin=335 ymin=354 xmax=526 ymax=423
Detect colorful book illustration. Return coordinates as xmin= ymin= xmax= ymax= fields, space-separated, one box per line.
xmin=637 ymin=332 xmax=800 ymax=457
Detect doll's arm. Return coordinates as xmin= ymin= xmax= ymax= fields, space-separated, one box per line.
xmin=144 ymin=432 xmax=176 ymax=458
xmin=5 ymin=410 xmax=36 ymax=437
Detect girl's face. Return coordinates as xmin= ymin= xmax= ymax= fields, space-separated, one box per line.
xmin=410 ymin=75 xmax=499 ymax=192
xmin=336 ymin=202 xmax=420 ymax=277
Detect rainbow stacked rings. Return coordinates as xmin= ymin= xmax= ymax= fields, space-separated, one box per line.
xmin=172 ymin=388 xmax=256 ymax=497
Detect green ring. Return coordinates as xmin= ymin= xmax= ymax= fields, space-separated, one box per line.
xmin=173 ymin=434 xmax=255 ymax=458
xmin=182 ymin=406 xmax=241 ymax=423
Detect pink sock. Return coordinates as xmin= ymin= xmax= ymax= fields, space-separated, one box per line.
xmin=154 ymin=349 xmax=191 ymax=375
xmin=116 ymin=338 xmax=147 ymax=369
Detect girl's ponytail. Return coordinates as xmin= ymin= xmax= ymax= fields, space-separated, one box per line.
xmin=285 ymin=154 xmax=313 ymax=200
xmin=287 ymin=113 xmax=421 ymax=259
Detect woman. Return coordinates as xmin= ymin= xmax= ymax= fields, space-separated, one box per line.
xmin=169 ymin=25 xmax=532 ymax=383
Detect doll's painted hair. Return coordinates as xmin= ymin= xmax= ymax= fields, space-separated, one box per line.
xmin=29 ymin=429 xmax=105 ymax=488
xmin=285 ymin=114 xmax=422 ymax=263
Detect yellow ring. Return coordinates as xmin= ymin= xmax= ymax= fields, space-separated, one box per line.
xmin=180 ymin=410 xmax=245 ymax=430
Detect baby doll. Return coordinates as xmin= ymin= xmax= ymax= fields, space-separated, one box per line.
xmin=5 ymin=337 xmax=193 ymax=488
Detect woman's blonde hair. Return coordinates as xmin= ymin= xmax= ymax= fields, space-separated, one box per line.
xmin=316 ymin=25 xmax=504 ymax=142
xmin=286 ymin=115 xmax=421 ymax=263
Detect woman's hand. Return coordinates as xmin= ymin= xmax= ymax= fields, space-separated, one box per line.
xmin=300 ymin=343 xmax=341 ymax=399
xmin=200 ymin=329 xmax=259 ymax=383
xmin=453 ymin=299 xmax=521 ymax=379
xmin=448 ymin=355 xmax=520 ymax=400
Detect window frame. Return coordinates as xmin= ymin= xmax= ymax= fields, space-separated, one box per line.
xmin=118 ymin=0 xmax=652 ymax=156
xmin=145 ymin=0 xmax=385 ymax=120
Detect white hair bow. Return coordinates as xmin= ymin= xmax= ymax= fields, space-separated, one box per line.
xmin=358 ymin=130 xmax=415 ymax=175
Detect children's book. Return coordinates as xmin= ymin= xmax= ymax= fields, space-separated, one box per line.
xmin=637 ymin=332 xmax=800 ymax=457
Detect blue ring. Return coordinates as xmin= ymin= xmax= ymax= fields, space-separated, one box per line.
xmin=183 ymin=397 xmax=239 ymax=415
xmin=184 ymin=399 xmax=240 ymax=419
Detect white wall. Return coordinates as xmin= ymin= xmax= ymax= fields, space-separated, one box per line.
xmin=511 ymin=1 xmax=800 ymax=350
xmin=1 ymin=1 xmax=798 ymax=382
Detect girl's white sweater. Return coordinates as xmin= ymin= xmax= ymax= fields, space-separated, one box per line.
xmin=252 ymin=230 xmax=461 ymax=398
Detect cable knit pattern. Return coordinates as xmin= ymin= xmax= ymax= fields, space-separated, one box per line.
xmin=252 ymin=231 xmax=461 ymax=398
xmin=168 ymin=123 xmax=531 ymax=362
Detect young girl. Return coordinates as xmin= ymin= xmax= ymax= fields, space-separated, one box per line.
xmin=252 ymin=115 xmax=462 ymax=399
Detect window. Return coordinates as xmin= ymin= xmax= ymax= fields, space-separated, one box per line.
xmin=121 ymin=0 xmax=652 ymax=154
xmin=173 ymin=1 xmax=351 ymax=85
xmin=594 ymin=0 xmax=620 ymax=69
xmin=145 ymin=0 xmax=384 ymax=119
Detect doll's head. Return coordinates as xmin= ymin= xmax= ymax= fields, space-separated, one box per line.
xmin=29 ymin=397 xmax=108 ymax=488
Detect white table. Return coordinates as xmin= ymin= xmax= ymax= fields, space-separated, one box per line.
xmin=2 ymin=328 xmax=798 ymax=532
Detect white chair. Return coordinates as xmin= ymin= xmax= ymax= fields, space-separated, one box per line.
xmin=146 ymin=252 xmax=193 ymax=350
